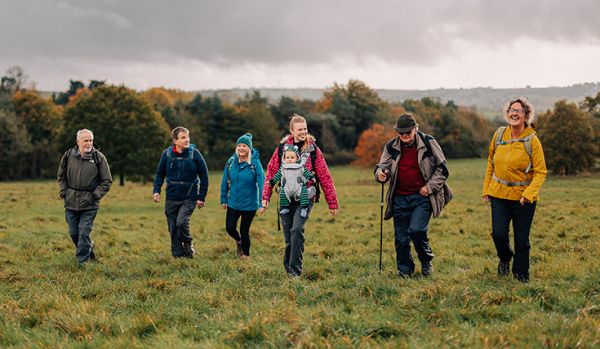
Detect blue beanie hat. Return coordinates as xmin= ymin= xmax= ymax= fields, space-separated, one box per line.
xmin=236 ymin=133 xmax=253 ymax=149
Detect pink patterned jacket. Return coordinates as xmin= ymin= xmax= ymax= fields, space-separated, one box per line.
xmin=262 ymin=135 xmax=338 ymax=210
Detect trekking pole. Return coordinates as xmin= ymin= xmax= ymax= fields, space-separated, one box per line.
xmin=277 ymin=186 xmax=281 ymax=231
xmin=379 ymin=181 xmax=384 ymax=271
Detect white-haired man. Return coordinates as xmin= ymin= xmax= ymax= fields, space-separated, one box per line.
xmin=58 ymin=129 xmax=113 ymax=265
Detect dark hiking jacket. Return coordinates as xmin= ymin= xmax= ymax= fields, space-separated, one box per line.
xmin=374 ymin=132 xmax=453 ymax=219
xmin=57 ymin=147 xmax=113 ymax=211
xmin=153 ymin=145 xmax=209 ymax=202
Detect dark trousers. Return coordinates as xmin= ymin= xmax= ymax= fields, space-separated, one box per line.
xmin=225 ymin=207 xmax=256 ymax=256
xmin=65 ymin=209 xmax=98 ymax=264
xmin=490 ymin=197 xmax=536 ymax=279
xmin=165 ymin=198 xmax=196 ymax=257
xmin=392 ymin=194 xmax=434 ymax=275
xmin=280 ymin=201 xmax=312 ymax=276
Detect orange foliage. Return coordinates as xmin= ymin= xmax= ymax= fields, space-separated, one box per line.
xmin=352 ymin=123 xmax=397 ymax=167
xmin=314 ymin=93 xmax=332 ymax=113
xmin=68 ymin=87 xmax=91 ymax=105
xmin=143 ymin=87 xmax=176 ymax=108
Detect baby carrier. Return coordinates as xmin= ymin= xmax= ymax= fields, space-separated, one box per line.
xmin=280 ymin=153 xmax=315 ymax=203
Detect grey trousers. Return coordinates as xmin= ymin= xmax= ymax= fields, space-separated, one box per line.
xmin=65 ymin=209 xmax=98 ymax=264
xmin=280 ymin=201 xmax=313 ymax=276
xmin=165 ymin=198 xmax=196 ymax=257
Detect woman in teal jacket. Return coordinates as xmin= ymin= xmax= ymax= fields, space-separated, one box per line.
xmin=220 ymin=133 xmax=265 ymax=259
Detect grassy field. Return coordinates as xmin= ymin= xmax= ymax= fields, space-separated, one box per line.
xmin=0 ymin=159 xmax=598 ymax=348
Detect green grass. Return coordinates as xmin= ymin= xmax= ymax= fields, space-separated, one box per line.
xmin=0 ymin=159 xmax=598 ymax=348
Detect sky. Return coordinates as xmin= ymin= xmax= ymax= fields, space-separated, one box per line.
xmin=1 ymin=0 xmax=599 ymax=91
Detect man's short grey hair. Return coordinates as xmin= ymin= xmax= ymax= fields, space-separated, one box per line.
xmin=172 ymin=126 xmax=189 ymax=140
xmin=76 ymin=129 xmax=94 ymax=140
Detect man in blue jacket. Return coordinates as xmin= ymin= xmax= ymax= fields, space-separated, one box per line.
xmin=153 ymin=126 xmax=209 ymax=258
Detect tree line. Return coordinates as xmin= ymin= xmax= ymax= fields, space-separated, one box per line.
xmin=0 ymin=66 xmax=598 ymax=182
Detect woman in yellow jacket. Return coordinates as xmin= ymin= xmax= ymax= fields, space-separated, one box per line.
xmin=482 ymin=97 xmax=547 ymax=282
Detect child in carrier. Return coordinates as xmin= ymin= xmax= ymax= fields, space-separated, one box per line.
xmin=269 ymin=144 xmax=315 ymax=218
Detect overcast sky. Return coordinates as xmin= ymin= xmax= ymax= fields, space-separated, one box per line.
xmin=1 ymin=0 xmax=599 ymax=91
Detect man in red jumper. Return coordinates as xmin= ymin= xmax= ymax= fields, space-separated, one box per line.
xmin=374 ymin=114 xmax=453 ymax=277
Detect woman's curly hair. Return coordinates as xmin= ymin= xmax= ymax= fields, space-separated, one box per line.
xmin=503 ymin=97 xmax=535 ymax=127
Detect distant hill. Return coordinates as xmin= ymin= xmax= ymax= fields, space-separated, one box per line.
xmin=198 ymin=82 xmax=600 ymax=119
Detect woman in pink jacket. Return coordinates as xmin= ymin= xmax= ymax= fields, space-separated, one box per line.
xmin=262 ymin=114 xmax=338 ymax=277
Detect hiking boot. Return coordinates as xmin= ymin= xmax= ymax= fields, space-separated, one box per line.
xmin=398 ymin=271 xmax=411 ymax=278
xmin=236 ymin=242 xmax=243 ymax=257
xmin=498 ymin=260 xmax=510 ymax=276
xmin=422 ymin=261 xmax=433 ymax=277
xmin=514 ymin=274 xmax=529 ymax=283
xmin=240 ymin=254 xmax=250 ymax=260
xmin=182 ymin=241 xmax=195 ymax=258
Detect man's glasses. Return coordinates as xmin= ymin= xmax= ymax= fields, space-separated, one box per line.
xmin=399 ymin=131 xmax=412 ymax=136
xmin=508 ymin=108 xmax=525 ymax=114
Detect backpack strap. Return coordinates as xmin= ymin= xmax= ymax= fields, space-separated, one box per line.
xmin=521 ymin=133 xmax=534 ymax=174
xmin=385 ymin=139 xmax=400 ymax=161
xmin=225 ymin=156 xmax=235 ymax=189
xmin=491 ymin=127 xmax=535 ymax=186
xmin=309 ymin=145 xmax=320 ymax=203
xmin=417 ymin=132 xmax=449 ymax=179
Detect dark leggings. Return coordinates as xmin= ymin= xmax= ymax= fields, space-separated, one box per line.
xmin=225 ymin=207 xmax=256 ymax=256
xmin=490 ymin=197 xmax=536 ymax=279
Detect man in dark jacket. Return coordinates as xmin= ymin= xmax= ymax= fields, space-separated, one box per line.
xmin=58 ymin=129 xmax=112 ymax=265
xmin=153 ymin=126 xmax=209 ymax=258
xmin=375 ymin=114 xmax=453 ymax=278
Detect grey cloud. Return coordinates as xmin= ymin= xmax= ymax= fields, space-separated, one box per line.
xmin=1 ymin=0 xmax=599 ymax=66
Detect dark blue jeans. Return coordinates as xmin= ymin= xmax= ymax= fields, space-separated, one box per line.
xmin=490 ymin=197 xmax=536 ymax=279
xmin=392 ymin=193 xmax=434 ymax=275
xmin=65 ymin=209 xmax=98 ymax=264
xmin=165 ymin=198 xmax=196 ymax=257
xmin=280 ymin=201 xmax=312 ymax=276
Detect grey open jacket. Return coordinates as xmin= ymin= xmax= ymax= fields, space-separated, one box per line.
xmin=374 ymin=132 xmax=454 ymax=219
xmin=58 ymin=147 xmax=113 ymax=211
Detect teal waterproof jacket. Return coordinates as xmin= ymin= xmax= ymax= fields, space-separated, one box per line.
xmin=220 ymin=148 xmax=265 ymax=211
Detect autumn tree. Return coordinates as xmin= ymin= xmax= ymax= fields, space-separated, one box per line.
xmin=53 ymin=80 xmax=105 ymax=105
xmin=233 ymin=90 xmax=281 ymax=165
xmin=580 ymin=92 xmax=600 ymax=160
xmin=12 ymin=90 xmax=63 ymax=177
xmin=319 ymin=80 xmax=385 ymax=150
xmin=537 ymin=100 xmax=596 ymax=175
xmin=353 ymin=123 xmax=397 ymax=167
xmin=62 ymin=85 xmax=171 ymax=185
xmin=270 ymin=96 xmax=315 ymax=134
xmin=0 ymin=109 xmax=32 ymax=179
xmin=402 ymin=98 xmax=492 ymax=158
xmin=0 ymin=66 xmax=29 ymax=94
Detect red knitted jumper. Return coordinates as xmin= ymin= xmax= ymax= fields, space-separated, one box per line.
xmin=395 ymin=143 xmax=426 ymax=195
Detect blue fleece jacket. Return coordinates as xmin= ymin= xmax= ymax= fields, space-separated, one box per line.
xmin=153 ymin=145 xmax=209 ymax=201
xmin=220 ymin=149 xmax=265 ymax=211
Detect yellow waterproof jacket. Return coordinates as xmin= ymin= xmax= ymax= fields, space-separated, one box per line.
xmin=482 ymin=126 xmax=547 ymax=202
